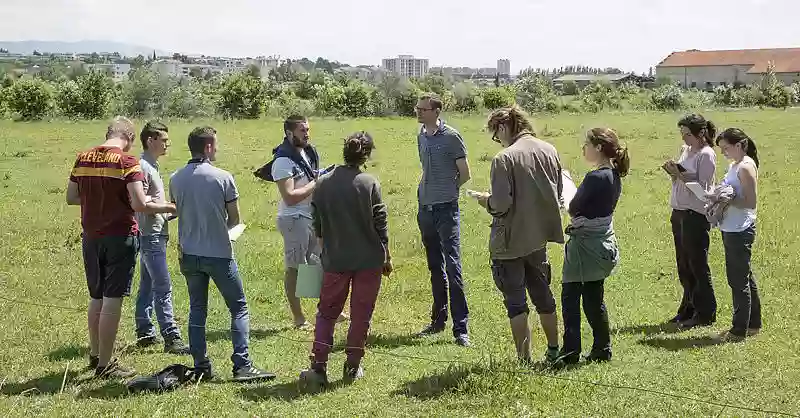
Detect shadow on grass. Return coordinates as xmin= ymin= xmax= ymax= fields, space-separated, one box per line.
xmin=239 ymin=379 xmax=348 ymax=401
xmin=76 ymin=381 xmax=129 ymax=399
xmin=330 ymin=333 xmax=448 ymax=353
xmin=392 ymin=364 xmax=491 ymax=400
xmin=46 ymin=344 xmax=89 ymax=362
xmin=1 ymin=370 xmax=81 ymax=396
xmin=206 ymin=327 xmax=292 ymax=343
xmin=638 ymin=335 xmax=725 ymax=351
xmin=613 ymin=322 xmax=682 ymax=336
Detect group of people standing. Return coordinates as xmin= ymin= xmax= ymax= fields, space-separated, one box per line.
xmin=665 ymin=114 xmax=762 ymax=342
xmin=64 ymin=97 xmax=761 ymax=387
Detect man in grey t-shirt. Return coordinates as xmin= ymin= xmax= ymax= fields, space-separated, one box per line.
xmin=271 ymin=115 xmax=346 ymax=329
xmin=133 ymin=121 xmax=189 ymax=355
xmin=169 ymin=126 xmax=275 ymax=383
xmin=414 ymin=94 xmax=473 ymax=347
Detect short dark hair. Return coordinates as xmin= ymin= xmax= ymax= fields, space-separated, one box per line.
xmin=188 ymin=126 xmax=217 ymax=156
xmin=419 ymin=94 xmax=443 ymax=111
xmin=283 ymin=115 xmax=307 ymax=133
xmin=140 ymin=121 xmax=168 ymax=150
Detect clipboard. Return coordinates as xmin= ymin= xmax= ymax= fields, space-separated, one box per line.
xmin=684 ymin=182 xmax=708 ymax=202
xmin=561 ymin=170 xmax=578 ymax=209
xmin=228 ymin=224 xmax=247 ymax=241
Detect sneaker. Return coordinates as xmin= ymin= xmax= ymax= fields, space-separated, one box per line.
xmin=418 ymin=323 xmax=446 ymax=336
xmin=88 ymin=355 xmax=99 ymax=369
xmin=299 ymin=367 xmax=329 ymax=390
xmin=164 ymin=337 xmax=191 ymax=355
xmin=342 ymin=363 xmax=364 ymax=383
xmin=294 ymin=321 xmax=313 ymax=331
xmin=95 ymin=359 xmax=136 ymax=379
xmin=137 ymin=335 xmax=158 ymax=348
xmin=545 ymin=347 xmax=560 ymax=364
xmin=455 ymin=334 xmax=471 ymax=347
xmin=189 ymin=366 xmax=216 ymax=382
xmin=232 ymin=365 xmax=276 ymax=383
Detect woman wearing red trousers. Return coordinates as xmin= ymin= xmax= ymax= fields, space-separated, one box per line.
xmin=299 ymin=131 xmax=392 ymax=388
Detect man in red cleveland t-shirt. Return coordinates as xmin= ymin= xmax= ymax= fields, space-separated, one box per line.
xmin=66 ymin=116 xmax=176 ymax=379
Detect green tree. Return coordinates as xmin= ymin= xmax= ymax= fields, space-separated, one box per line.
xmin=56 ymin=70 xmax=113 ymax=119
xmin=515 ymin=74 xmax=559 ymax=113
xmin=7 ymin=77 xmax=53 ymax=120
xmin=482 ymin=86 xmax=514 ymax=110
xmin=217 ymin=72 xmax=266 ymax=119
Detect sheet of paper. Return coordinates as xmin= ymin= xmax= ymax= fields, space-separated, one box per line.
xmin=464 ymin=189 xmax=483 ymax=200
xmin=561 ymin=170 xmax=578 ymax=209
xmin=228 ymin=223 xmax=247 ymax=242
xmin=684 ymin=182 xmax=708 ymax=202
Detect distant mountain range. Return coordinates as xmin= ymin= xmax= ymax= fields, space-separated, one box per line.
xmin=0 ymin=40 xmax=169 ymax=57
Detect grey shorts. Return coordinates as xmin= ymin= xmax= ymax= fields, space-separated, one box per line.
xmin=491 ymin=248 xmax=557 ymax=317
xmin=276 ymin=214 xmax=320 ymax=269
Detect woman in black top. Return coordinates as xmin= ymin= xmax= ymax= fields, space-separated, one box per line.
xmin=558 ymin=128 xmax=629 ymax=365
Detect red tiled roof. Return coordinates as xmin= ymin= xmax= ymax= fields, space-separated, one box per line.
xmin=657 ymin=48 xmax=800 ymax=74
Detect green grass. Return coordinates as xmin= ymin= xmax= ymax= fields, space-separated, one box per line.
xmin=1 ymin=110 xmax=800 ymax=417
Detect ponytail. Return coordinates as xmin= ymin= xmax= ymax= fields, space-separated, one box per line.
xmin=704 ymin=120 xmax=717 ymax=148
xmin=342 ymin=131 xmax=375 ymax=167
xmin=745 ymin=138 xmax=760 ymax=168
xmin=613 ymin=146 xmax=630 ymax=177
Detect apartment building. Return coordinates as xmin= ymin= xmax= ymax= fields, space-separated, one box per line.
xmin=382 ymin=55 xmax=429 ymax=78
xmin=497 ymin=59 xmax=511 ymax=77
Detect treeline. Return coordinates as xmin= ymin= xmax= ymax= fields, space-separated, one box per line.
xmin=0 ymin=66 xmax=798 ymax=121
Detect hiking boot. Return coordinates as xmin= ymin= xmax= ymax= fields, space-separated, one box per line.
xmin=342 ymin=363 xmax=364 ymax=384
xmin=137 ymin=335 xmax=158 ymax=348
xmin=678 ymin=316 xmax=714 ymax=330
xmin=455 ymin=334 xmax=472 ymax=347
xmin=232 ymin=365 xmax=276 ymax=383
xmin=545 ymin=347 xmax=560 ymax=364
xmin=95 ymin=358 xmax=136 ymax=379
xmin=584 ymin=350 xmax=612 ymax=363
xmin=418 ymin=323 xmax=445 ymax=336
xmin=88 ymin=355 xmax=99 ymax=370
xmin=164 ymin=337 xmax=190 ymax=355
xmin=717 ymin=330 xmax=746 ymax=343
xmin=299 ymin=367 xmax=329 ymax=390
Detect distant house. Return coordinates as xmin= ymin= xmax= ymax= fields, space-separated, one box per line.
xmin=553 ymin=73 xmax=651 ymax=89
xmin=655 ymin=47 xmax=800 ymax=90
xmin=84 ymin=63 xmax=131 ymax=82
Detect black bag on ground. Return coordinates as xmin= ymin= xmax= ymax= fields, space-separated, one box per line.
xmin=126 ymin=364 xmax=196 ymax=394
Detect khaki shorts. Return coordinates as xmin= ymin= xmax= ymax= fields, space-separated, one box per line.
xmin=276 ymin=214 xmax=320 ymax=269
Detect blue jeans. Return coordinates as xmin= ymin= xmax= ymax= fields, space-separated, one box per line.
xmin=135 ymin=235 xmax=181 ymax=340
xmin=417 ymin=200 xmax=469 ymax=336
xmin=179 ymin=253 xmax=252 ymax=371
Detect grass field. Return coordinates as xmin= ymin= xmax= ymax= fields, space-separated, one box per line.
xmin=1 ymin=110 xmax=799 ymax=417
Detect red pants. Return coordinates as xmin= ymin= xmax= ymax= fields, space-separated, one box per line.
xmin=312 ymin=269 xmax=382 ymax=367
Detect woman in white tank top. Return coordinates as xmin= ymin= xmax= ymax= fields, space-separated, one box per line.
xmin=714 ymin=128 xmax=761 ymax=342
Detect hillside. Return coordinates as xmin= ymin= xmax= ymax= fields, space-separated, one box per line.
xmin=0 ymin=40 xmax=168 ymax=57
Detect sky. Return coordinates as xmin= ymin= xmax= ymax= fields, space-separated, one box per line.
xmin=2 ymin=0 xmax=799 ymax=73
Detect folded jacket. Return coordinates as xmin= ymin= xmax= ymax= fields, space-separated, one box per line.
xmin=704 ymin=184 xmax=735 ymax=227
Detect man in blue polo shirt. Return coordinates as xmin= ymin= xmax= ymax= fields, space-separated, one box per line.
xmin=414 ymin=94 xmax=473 ymax=347
xmin=170 ymin=126 xmax=275 ymax=382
